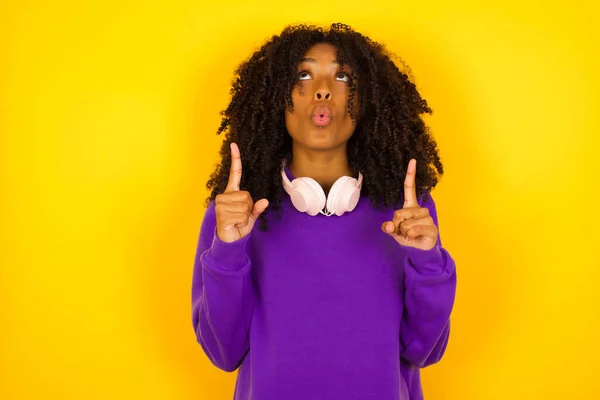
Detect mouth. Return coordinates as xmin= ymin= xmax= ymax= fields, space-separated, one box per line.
xmin=311 ymin=106 xmax=332 ymax=128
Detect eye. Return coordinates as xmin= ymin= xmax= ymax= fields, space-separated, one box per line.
xmin=298 ymin=71 xmax=312 ymax=81
xmin=336 ymin=72 xmax=351 ymax=82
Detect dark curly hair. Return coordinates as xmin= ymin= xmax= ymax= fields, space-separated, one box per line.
xmin=206 ymin=22 xmax=444 ymax=228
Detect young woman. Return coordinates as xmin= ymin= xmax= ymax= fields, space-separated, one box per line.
xmin=191 ymin=23 xmax=457 ymax=400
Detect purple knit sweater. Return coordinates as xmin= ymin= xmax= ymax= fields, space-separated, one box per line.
xmin=191 ymin=174 xmax=457 ymax=400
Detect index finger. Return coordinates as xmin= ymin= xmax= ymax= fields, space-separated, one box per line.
xmin=225 ymin=142 xmax=242 ymax=192
xmin=403 ymin=158 xmax=418 ymax=208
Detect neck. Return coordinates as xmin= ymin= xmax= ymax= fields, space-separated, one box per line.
xmin=288 ymin=143 xmax=354 ymax=194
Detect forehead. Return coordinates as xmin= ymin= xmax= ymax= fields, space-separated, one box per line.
xmin=301 ymin=43 xmax=339 ymax=62
xmin=299 ymin=42 xmax=355 ymax=72
xmin=304 ymin=43 xmax=337 ymax=59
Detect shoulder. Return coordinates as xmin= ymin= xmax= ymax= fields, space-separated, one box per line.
xmin=417 ymin=191 xmax=439 ymax=224
xmin=200 ymin=200 xmax=218 ymax=233
xmin=204 ymin=200 xmax=217 ymax=219
xmin=417 ymin=191 xmax=436 ymax=208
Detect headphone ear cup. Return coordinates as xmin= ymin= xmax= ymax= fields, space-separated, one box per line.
xmin=291 ymin=177 xmax=326 ymax=216
xmin=327 ymin=176 xmax=361 ymax=216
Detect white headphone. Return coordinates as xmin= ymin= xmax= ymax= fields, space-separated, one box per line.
xmin=281 ymin=164 xmax=363 ymax=216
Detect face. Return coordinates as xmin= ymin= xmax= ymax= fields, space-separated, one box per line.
xmin=284 ymin=42 xmax=358 ymax=152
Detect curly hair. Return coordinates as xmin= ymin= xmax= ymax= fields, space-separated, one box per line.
xmin=206 ymin=22 xmax=444 ymax=228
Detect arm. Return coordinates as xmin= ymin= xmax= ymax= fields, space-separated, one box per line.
xmin=191 ymin=201 xmax=256 ymax=372
xmin=400 ymin=194 xmax=457 ymax=368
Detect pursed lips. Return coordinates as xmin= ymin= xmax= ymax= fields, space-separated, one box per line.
xmin=311 ymin=105 xmax=332 ymax=127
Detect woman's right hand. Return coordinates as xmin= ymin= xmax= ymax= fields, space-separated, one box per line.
xmin=215 ymin=142 xmax=269 ymax=243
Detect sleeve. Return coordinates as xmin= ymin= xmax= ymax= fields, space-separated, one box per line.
xmin=191 ymin=201 xmax=256 ymax=372
xmin=399 ymin=194 xmax=457 ymax=368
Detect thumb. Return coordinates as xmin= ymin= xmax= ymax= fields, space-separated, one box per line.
xmin=249 ymin=199 xmax=269 ymax=223
xmin=381 ymin=221 xmax=395 ymax=235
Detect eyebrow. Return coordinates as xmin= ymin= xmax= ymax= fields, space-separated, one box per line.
xmin=299 ymin=57 xmax=340 ymax=64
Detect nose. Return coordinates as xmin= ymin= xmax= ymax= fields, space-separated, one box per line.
xmin=314 ymin=86 xmax=331 ymax=101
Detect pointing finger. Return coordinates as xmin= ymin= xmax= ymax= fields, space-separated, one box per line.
xmin=226 ymin=142 xmax=242 ymax=192
xmin=403 ymin=158 xmax=418 ymax=208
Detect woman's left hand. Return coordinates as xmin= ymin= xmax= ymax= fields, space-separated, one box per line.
xmin=381 ymin=159 xmax=438 ymax=251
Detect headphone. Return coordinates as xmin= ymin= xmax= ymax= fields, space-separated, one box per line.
xmin=281 ymin=164 xmax=363 ymax=217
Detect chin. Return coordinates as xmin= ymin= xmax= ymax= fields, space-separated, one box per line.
xmin=297 ymin=135 xmax=348 ymax=152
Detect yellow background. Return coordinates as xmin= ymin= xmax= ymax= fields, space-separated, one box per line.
xmin=1 ymin=0 xmax=599 ymax=399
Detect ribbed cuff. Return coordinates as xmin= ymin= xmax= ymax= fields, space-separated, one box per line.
xmin=406 ymin=245 xmax=446 ymax=274
xmin=204 ymin=228 xmax=251 ymax=271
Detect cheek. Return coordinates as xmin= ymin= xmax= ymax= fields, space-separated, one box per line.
xmin=286 ymin=86 xmax=309 ymax=118
xmin=284 ymin=92 xmax=303 ymax=134
xmin=334 ymin=87 xmax=353 ymax=114
xmin=284 ymin=109 xmax=295 ymax=129
xmin=293 ymin=82 xmax=311 ymax=102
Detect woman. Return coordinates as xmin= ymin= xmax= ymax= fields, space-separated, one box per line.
xmin=191 ymin=23 xmax=457 ymax=400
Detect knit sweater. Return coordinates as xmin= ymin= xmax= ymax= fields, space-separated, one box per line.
xmin=191 ymin=173 xmax=457 ymax=400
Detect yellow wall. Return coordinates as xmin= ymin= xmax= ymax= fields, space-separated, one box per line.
xmin=1 ymin=1 xmax=599 ymax=399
